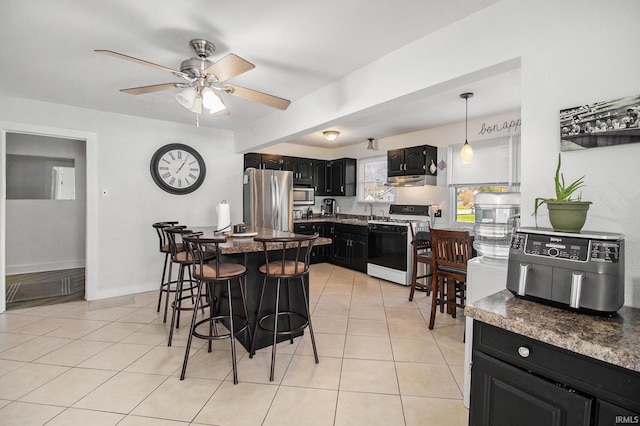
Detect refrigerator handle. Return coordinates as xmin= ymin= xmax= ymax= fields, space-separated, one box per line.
xmin=272 ymin=174 xmax=279 ymax=229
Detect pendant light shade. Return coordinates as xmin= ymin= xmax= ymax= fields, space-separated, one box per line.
xmin=366 ymin=138 xmax=375 ymax=150
xmin=460 ymin=92 xmax=474 ymax=164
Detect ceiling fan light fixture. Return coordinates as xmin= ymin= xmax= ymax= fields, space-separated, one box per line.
xmin=176 ymin=87 xmax=197 ymax=110
xmin=189 ymin=95 xmax=203 ymax=114
xmin=323 ymin=130 xmax=340 ymax=142
xmin=202 ymin=87 xmax=226 ymax=113
xmin=460 ymin=92 xmax=474 ymax=164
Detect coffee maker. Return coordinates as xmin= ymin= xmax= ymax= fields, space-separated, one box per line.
xmin=322 ymin=198 xmax=337 ymax=216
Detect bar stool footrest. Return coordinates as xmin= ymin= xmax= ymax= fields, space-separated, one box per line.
xmin=257 ymin=311 xmax=309 ymax=336
xmin=192 ymin=316 xmax=249 ymax=341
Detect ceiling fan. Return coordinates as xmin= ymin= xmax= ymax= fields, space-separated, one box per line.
xmin=96 ymin=39 xmax=291 ymax=116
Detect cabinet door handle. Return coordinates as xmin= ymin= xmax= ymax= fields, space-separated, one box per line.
xmin=517 ymin=346 xmax=530 ymax=358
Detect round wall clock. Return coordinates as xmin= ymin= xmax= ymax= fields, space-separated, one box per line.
xmin=150 ymin=143 xmax=206 ymax=195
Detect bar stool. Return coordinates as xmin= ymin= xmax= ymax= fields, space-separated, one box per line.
xmin=249 ymin=234 xmax=319 ymax=382
xmin=165 ymin=227 xmax=215 ymax=346
xmin=408 ymin=221 xmax=433 ymax=301
xmin=180 ymin=234 xmax=251 ymax=384
xmin=152 ymin=221 xmax=183 ymax=323
xmin=428 ymin=228 xmax=472 ymax=329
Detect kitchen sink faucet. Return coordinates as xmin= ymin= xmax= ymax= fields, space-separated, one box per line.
xmin=367 ymin=203 xmax=374 ymax=220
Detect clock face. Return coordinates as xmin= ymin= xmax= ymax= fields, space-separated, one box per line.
xmin=150 ymin=144 xmax=206 ymax=195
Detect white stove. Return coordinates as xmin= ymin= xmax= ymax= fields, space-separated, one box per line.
xmin=367 ymin=204 xmax=431 ymax=285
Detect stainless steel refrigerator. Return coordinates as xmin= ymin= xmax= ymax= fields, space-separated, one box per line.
xmin=243 ymin=168 xmax=293 ymax=232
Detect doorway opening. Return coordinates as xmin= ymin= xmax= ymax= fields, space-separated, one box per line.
xmin=1 ymin=122 xmax=97 ymax=313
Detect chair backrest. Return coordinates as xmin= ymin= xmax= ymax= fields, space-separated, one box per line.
xmin=430 ymin=228 xmax=473 ymax=271
xmin=254 ymin=233 xmax=318 ymax=278
xmin=152 ymin=221 xmax=179 ymax=252
xmin=182 ymin=234 xmax=224 ymax=277
xmin=410 ymin=220 xmax=431 ymax=239
xmin=164 ymin=226 xmax=192 ymax=261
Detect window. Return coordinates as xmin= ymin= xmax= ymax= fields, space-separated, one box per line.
xmin=453 ymin=185 xmax=512 ymax=222
xmin=449 ymin=135 xmax=520 ymax=222
xmin=358 ymin=156 xmax=395 ymax=202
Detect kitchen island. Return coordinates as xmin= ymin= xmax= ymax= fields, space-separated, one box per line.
xmin=465 ymin=290 xmax=640 ymax=425
xmin=192 ymin=226 xmax=332 ymax=351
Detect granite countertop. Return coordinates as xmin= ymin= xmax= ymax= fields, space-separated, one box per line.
xmin=192 ymin=226 xmax=332 ymax=255
xmin=294 ymin=215 xmax=371 ymax=226
xmin=465 ymin=290 xmax=640 ymax=372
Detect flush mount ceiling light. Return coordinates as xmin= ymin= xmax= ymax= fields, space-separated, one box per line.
xmin=366 ymin=138 xmax=375 ymax=150
xmin=460 ymin=92 xmax=474 ymax=164
xmin=323 ymin=130 xmax=340 ymax=142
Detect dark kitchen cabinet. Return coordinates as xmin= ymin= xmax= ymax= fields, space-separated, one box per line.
xmin=333 ymin=223 xmax=367 ymax=272
xmin=387 ymin=145 xmax=437 ymax=178
xmin=323 ymin=158 xmax=356 ymax=196
xmin=314 ymin=160 xmax=329 ymax=195
xmin=282 ymin=156 xmax=314 ymax=186
xmin=470 ymin=321 xmax=640 ymax=426
xmin=293 ymin=221 xmax=334 ymax=263
xmin=244 ymin=153 xmax=282 ymax=170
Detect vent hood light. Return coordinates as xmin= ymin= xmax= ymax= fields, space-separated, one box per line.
xmin=385 ymin=175 xmax=436 ymax=187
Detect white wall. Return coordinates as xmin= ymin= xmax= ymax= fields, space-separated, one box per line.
xmin=6 ymin=133 xmax=86 ymax=274
xmin=1 ymin=96 xmax=241 ymax=303
xmin=237 ymin=0 xmax=640 ymax=307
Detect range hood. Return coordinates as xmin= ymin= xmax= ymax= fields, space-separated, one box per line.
xmin=385 ymin=174 xmax=436 ymax=187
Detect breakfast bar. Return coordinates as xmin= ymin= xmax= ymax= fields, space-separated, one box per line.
xmin=192 ymin=226 xmax=332 ymax=351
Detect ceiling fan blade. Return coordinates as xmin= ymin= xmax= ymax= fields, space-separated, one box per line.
xmin=223 ymin=84 xmax=291 ymax=110
xmin=120 ymin=83 xmax=180 ymax=95
xmin=95 ymin=50 xmax=189 ymax=78
xmin=204 ymin=54 xmax=255 ymax=82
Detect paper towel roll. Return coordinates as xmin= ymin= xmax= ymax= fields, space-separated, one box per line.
xmin=216 ymin=201 xmax=231 ymax=232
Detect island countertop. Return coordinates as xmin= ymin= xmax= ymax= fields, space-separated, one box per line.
xmin=465 ymin=289 xmax=640 ymax=372
xmin=191 ymin=226 xmax=332 ymax=255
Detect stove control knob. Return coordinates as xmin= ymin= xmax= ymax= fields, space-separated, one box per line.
xmin=517 ymin=346 xmax=530 ymax=358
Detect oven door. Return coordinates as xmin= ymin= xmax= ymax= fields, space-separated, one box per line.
xmin=367 ymin=223 xmax=409 ymax=271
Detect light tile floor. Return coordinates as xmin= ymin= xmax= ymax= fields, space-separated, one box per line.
xmin=0 ymin=264 xmax=468 ymax=425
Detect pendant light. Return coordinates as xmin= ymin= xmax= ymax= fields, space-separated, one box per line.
xmin=366 ymin=138 xmax=375 ymax=150
xmin=460 ymin=92 xmax=474 ymax=164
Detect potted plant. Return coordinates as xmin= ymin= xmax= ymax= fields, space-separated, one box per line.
xmin=534 ymin=153 xmax=591 ymax=233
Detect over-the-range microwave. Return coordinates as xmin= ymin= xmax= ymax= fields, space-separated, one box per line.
xmin=293 ymin=187 xmax=315 ymax=206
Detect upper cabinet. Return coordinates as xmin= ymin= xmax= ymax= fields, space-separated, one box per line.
xmin=314 ymin=158 xmax=356 ymax=196
xmin=281 ymin=156 xmax=314 ymax=186
xmin=388 ymin=145 xmax=437 ymax=176
xmin=244 ymin=153 xmax=282 ymax=170
xmin=244 ymin=154 xmax=356 ymax=196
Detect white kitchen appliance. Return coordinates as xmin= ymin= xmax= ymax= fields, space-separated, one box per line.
xmin=367 ymin=204 xmax=430 ymax=286
xmin=243 ymin=168 xmax=293 ymax=232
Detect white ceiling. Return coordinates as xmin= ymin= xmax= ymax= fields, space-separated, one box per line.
xmin=0 ymin=0 xmax=520 ymax=148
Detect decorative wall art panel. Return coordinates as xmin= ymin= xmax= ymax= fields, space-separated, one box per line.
xmin=560 ymin=94 xmax=640 ymax=151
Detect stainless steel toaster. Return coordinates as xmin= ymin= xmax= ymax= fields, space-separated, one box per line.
xmin=506 ymin=227 xmax=625 ymax=315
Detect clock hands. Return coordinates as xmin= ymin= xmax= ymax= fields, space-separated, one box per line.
xmin=176 ymin=153 xmax=190 ymax=174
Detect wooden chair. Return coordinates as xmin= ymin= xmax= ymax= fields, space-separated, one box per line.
xmin=408 ymin=221 xmax=433 ymax=301
xmin=249 ymin=234 xmax=319 ymax=381
xmin=428 ymin=228 xmax=473 ymax=329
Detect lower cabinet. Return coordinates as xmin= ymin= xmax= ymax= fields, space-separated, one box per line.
xmin=470 ymin=322 xmax=640 ymax=426
xmin=332 ymin=223 xmax=367 ymax=272
xmin=293 ymin=222 xmax=333 ymax=264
